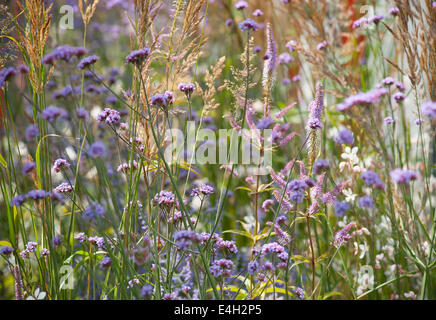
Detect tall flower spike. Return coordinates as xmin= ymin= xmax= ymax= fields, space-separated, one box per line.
xmin=263 ymin=23 xmax=276 ymax=117
xmin=306 ymin=82 xmax=324 ymax=171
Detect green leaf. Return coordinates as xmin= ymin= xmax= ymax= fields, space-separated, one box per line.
xmin=0 ymin=153 xmax=7 ymax=168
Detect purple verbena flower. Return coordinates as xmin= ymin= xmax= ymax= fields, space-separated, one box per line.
xmin=239 ymin=19 xmax=258 ymax=31
xmin=358 ymin=196 xmax=374 ymax=209
xmin=54 ymin=183 xmax=73 ymax=193
xmin=390 ymin=169 xmax=418 ymax=184
xmin=334 ymin=128 xmax=354 ymax=144
xmin=334 ymin=201 xmax=351 ymax=217
xmin=53 ymin=158 xmax=70 ymax=173
xmin=420 ymin=101 xmax=436 ymax=119
xmin=88 ymin=141 xmax=106 ymax=158
xmin=125 ymin=48 xmax=150 ymax=65
xmin=77 ymin=55 xmax=99 ymax=70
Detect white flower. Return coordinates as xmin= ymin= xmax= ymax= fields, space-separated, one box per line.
xmin=327 ymin=127 xmax=339 ymax=139
xmin=343 ymin=188 xmax=357 ymax=203
xmin=26 ymin=288 xmax=46 ymax=300
xmin=341 ymin=146 xmax=359 ymax=164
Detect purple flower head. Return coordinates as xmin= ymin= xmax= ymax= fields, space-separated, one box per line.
xmin=382 ymin=77 xmax=395 ymax=86
xmin=288 ymin=179 xmax=309 ymax=193
xmin=54 ymin=182 xmax=73 ymax=193
xmin=141 ymin=285 xmax=154 ymax=297
xmin=41 ymin=106 xmax=63 ymax=122
xmin=282 ymin=78 xmax=291 ymax=85
xmin=89 ymin=236 xmax=106 ymax=250
xmin=389 ymin=7 xmax=400 ymax=16
xmin=260 ymin=242 xmax=288 ymax=261
xmin=27 ymin=189 xmax=47 ymax=201
xmin=178 ymin=83 xmax=195 ymax=96
xmin=88 ymin=141 xmax=106 ymax=158
xmin=22 ymin=162 xmax=36 ymax=174
xmin=248 ymin=260 xmax=260 ymax=275
xmin=262 ymin=199 xmax=274 ymax=212
xmin=334 ymin=128 xmax=354 ymax=144
xmin=0 ymin=67 xmax=17 ymax=88
xmin=292 ymin=75 xmax=301 ymax=82
xmin=256 ymin=117 xmax=273 ymax=130
xmin=358 ymin=196 xmax=374 ymax=209
xmin=191 ymin=184 xmax=215 ymax=197
xmin=83 ymin=202 xmax=106 ymax=220
xmin=370 ymin=15 xmax=385 ymax=24
xmin=286 ymin=40 xmax=296 ymax=52
xmin=239 ymin=19 xmax=258 ymax=31
xmin=26 ymin=241 xmax=37 ymax=252
xmin=317 ymin=41 xmax=328 ymax=51
xmin=390 ymin=169 xmax=418 ymax=184
xmin=125 ymin=48 xmax=150 ymax=65
xmin=40 ymin=248 xmax=50 ymax=257
xmin=42 ymin=45 xmax=88 ymax=65
xmin=75 ymin=232 xmax=87 ymax=243
xmin=53 ymin=158 xmax=70 ymax=173
xmin=253 ymin=46 xmax=262 ymax=53
xmin=235 ymin=1 xmax=248 ymax=10
xmin=25 ymin=124 xmax=39 ymax=141
xmin=117 ymin=160 xmax=138 ymax=173
xmin=337 ymin=87 xmax=388 ymax=112
xmin=392 ymin=92 xmax=405 ymax=102
xmin=306 ymin=82 xmax=324 ymax=130
xmin=152 ymin=190 xmax=177 ymax=209
xmin=253 ymin=9 xmax=264 ymax=17
xmin=11 ymin=194 xmax=26 ymax=207
xmin=313 ymin=159 xmax=330 ymax=174
xmin=225 ymin=18 xmax=233 ymax=28
xmin=100 ymin=257 xmax=112 ymax=268
xmin=97 ymin=108 xmax=121 ymax=124
xmin=77 ymin=55 xmax=99 ymax=70
xmin=334 ymin=222 xmax=356 ymax=247
xmin=295 ymin=288 xmax=305 ymax=299
xmin=52 ymin=235 xmax=63 ymax=247
xmin=210 ymin=259 xmax=234 ymax=277
xmin=0 ymin=246 xmax=14 ymax=255
xmin=420 ymin=101 xmax=436 ymax=119
xmin=384 ymin=116 xmax=395 ymax=125
xmin=278 ymin=53 xmax=293 ymax=65
xmin=173 ymin=230 xmax=201 ymax=250
xmin=334 ymin=201 xmax=351 ymax=217
xmin=17 ymin=64 xmax=30 ymax=74
xmin=415 ymin=118 xmax=424 ymax=126
xmin=76 ymin=107 xmax=89 ymax=121
xmin=361 ymin=170 xmax=384 ymax=189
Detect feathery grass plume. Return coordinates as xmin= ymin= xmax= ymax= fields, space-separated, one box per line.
xmin=197 ymin=56 xmax=226 ymax=117
xmin=16 ymin=0 xmax=53 ymax=93
xmin=262 ymin=23 xmax=276 ymax=117
xmin=306 ymin=82 xmax=324 ymax=172
xmin=78 ymin=0 xmax=100 ymax=26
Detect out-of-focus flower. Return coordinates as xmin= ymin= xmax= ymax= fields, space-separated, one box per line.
xmin=421 ymin=101 xmax=436 ymax=119
xmin=390 ymin=169 xmax=418 ymax=184
xmin=358 ymin=196 xmax=374 ymax=209
xmin=77 ymin=55 xmax=99 ymax=70
xmin=239 ymin=19 xmax=258 ymax=31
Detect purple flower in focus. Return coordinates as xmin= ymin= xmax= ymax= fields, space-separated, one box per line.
xmin=125 ymin=48 xmax=150 ymax=65
xmin=53 ymin=158 xmax=70 ymax=173
xmin=392 ymin=92 xmax=405 ymax=102
xmin=210 ymin=259 xmax=234 ymax=277
xmin=178 ymin=83 xmax=195 ymax=96
xmin=54 ymin=183 xmax=73 ymax=193
xmin=40 ymin=248 xmax=50 ymax=257
xmin=27 ymin=190 xmax=47 ymax=201
xmin=97 ymin=108 xmax=121 ymax=124
xmin=77 ymin=55 xmax=99 ymax=70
